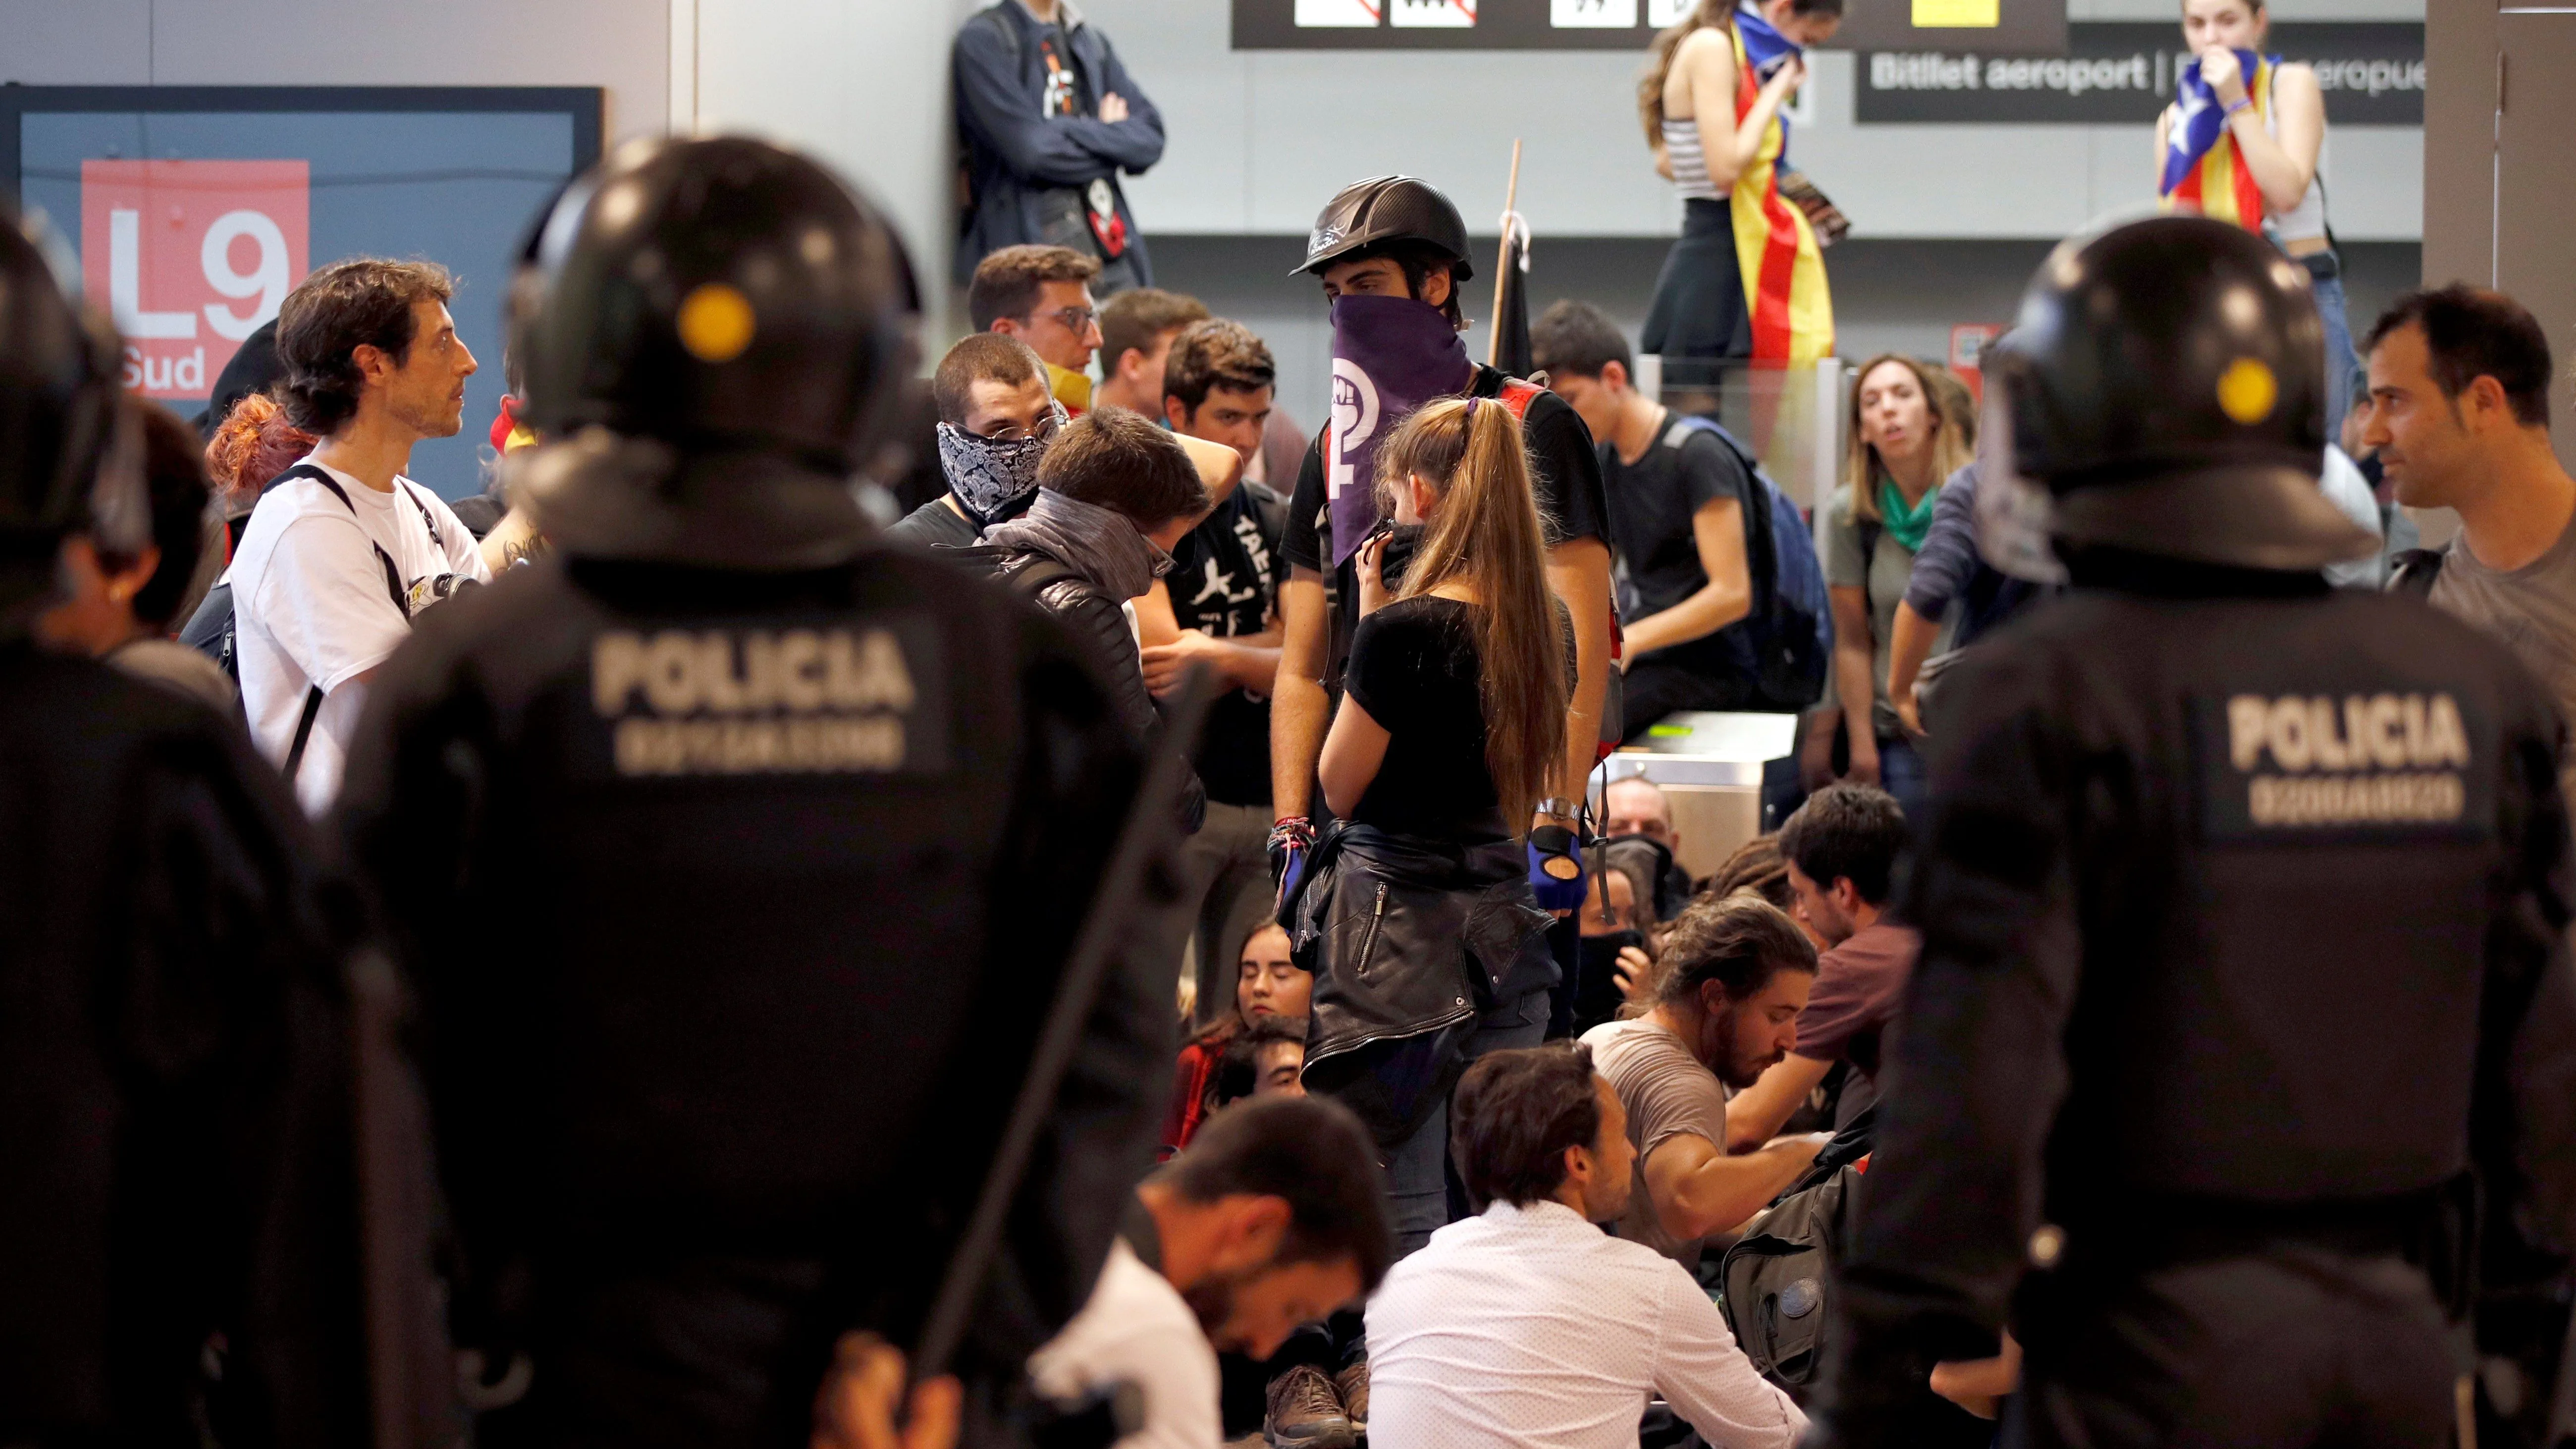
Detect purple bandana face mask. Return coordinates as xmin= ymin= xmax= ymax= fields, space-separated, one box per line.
xmin=1324 ymin=292 xmax=1472 ymax=567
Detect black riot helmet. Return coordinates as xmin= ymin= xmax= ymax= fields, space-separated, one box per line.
xmin=1294 ymin=175 xmax=1475 ymax=283
xmin=1982 ymin=215 xmax=2373 ymax=572
xmin=512 ymin=136 xmax=917 ymax=473
xmin=0 ymin=203 xmax=122 ymax=614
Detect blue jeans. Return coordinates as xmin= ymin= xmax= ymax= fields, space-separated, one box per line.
xmin=2313 ymin=268 xmax=2364 ymax=446
xmin=1383 ymin=988 xmax=1553 ymax=1259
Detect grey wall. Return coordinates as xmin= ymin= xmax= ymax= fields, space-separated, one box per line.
xmin=0 ymin=0 xmax=671 ymax=142
xmin=1083 ymin=0 xmax=2424 ymax=245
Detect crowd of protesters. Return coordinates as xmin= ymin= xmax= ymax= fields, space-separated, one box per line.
xmin=10 ymin=0 xmax=2576 ymax=1444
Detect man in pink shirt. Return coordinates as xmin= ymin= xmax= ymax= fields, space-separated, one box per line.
xmin=1724 ymin=783 xmax=1917 ymax=1149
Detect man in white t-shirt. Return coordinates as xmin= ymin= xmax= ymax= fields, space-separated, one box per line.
xmin=1029 ymin=1095 xmax=1391 ymax=1449
xmin=226 ymin=258 xmax=486 ymax=812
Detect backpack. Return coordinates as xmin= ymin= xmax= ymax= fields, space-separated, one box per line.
xmin=177 ymin=463 xmax=448 ymax=779
xmin=1718 ymin=1106 xmax=1877 ymax=1391
xmin=1665 ymin=415 xmax=1834 ymax=711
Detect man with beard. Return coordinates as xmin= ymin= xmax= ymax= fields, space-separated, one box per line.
xmin=1579 ymin=894 xmax=1827 ymax=1267
xmin=228 ymin=257 xmax=488 ymax=813
xmin=1029 ymin=1095 xmax=1392 ymax=1449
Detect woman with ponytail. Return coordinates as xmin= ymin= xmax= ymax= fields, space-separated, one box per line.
xmin=1289 ymin=397 xmax=1570 ymax=1262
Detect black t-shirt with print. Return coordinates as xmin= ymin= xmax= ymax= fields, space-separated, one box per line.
xmin=1342 ymin=595 xmax=1502 ymax=837
xmin=1604 ymin=413 xmax=1758 ymax=679
xmin=1166 ymin=483 xmax=1283 ymax=806
xmin=1282 ymin=364 xmax=1610 ymax=688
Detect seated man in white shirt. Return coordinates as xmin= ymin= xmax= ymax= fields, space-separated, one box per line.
xmin=1030 ymin=1094 xmax=1391 ymax=1449
xmin=1367 ymin=1043 xmax=1807 ymax=1449
xmin=227 ymin=257 xmax=487 ymax=812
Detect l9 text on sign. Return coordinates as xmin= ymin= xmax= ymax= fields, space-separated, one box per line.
xmin=80 ymin=159 xmax=310 ymax=400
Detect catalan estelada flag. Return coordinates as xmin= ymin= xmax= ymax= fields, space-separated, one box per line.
xmin=2160 ymin=49 xmax=2277 ymax=231
xmin=1727 ymin=19 xmax=1833 ymax=366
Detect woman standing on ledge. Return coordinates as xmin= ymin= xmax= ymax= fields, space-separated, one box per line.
xmin=1638 ymin=0 xmax=1842 ymax=387
xmin=2157 ymin=0 xmax=2362 ymax=439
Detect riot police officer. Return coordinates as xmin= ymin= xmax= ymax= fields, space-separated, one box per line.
xmin=0 ymin=209 xmax=375 ymax=1444
xmin=332 ymin=138 xmax=1172 ymax=1445
xmin=1812 ymin=215 xmax=2576 ymax=1447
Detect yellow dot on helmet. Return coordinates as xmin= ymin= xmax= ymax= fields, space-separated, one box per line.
xmin=2216 ymin=357 xmax=2278 ymax=426
xmin=677 ymin=282 xmax=756 ymax=364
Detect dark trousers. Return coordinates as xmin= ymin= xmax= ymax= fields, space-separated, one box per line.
xmin=2010 ymin=1251 xmax=2459 ymax=1449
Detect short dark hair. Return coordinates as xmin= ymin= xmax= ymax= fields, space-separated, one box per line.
xmin=1777 ymin=783 xmax=1908 ymax=907
xmin=930 ymin=332 xmax=1046 ymax=426
xmin=1160 ymin=1094 xmax=1393 ymax=1291
xmin=2367 ymin=285 xmax=2555 ymax=429
xmin=1338 ymin=239 xmax=1465 ymax=330
xmin=1530 ymin=300 xmax=1633 ymax=381
xmin=1098 ymin=288 xmax=1210 ymax=380
xmin=274 ymin=258 xmax=454 ymax=434
xmin=1654 ymin=892 xmax=1817 ymax=1007
xmin=1450 ymin=1043 xmax=1603 ymax=1211
xmin=1037 ymin=406 xmax=1210 ymax=530
xmin=1163 ymin=319 xmax=1277 ymax=418
xmin=130 ymin=401 xmax=214 ymax=628
xmin=968 ymin=245 xmax=1100 ymax=331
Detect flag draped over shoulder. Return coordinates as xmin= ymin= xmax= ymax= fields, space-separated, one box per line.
xmin=1726 ymin=19 xmax=1833 ymax=366
xmin=2160 ymin=49 xmax=2277 ymax=231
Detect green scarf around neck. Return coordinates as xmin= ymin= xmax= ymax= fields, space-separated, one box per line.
xmin=1878 ymin=476 xmax=1940 ymax=553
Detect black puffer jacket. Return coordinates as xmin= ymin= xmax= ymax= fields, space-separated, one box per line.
xmin=1285 ymin=823 xmax=1555 ymax=1146
xmin=984 ymin=545 xmax=1206 ymax=836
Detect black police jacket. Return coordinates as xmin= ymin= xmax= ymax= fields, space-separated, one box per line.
xmin=334 ymin=542 xmax=1174 ymax=1448
xmin=0 ymin=642 xmax=370 ymax=1449
xmin=1817 ymin=561 xmax=2576 ymax=1442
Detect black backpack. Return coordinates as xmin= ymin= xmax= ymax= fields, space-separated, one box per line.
xmin=178 ymin=463 xmax=449 ymax=778
xmin=1718 ymin=1106 xmax=1877 ymax=1391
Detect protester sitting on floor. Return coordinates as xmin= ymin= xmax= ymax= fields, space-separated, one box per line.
xmin=1580 ymin=893 xmax=1825 ymax=1267
xmin=1163 ymin=922 xmax=1309 ymax=1155
xmin=1722 ymin=783 xmax=1915 ymax=1147
xmin=1211 ymin=1015 xmax=1309 ymax=1111
xmin=1365 ymin=1042 xmax=1807 ymax=1449
xmin=1030 ymin=1095 xmax=1391 ymax=1449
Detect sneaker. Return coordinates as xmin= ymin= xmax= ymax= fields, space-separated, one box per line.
xmin=1265 ymin=1363 xmax=1356 ymax=1449
xmin=1331 ymin=1360 xmax=1368 ymax=1434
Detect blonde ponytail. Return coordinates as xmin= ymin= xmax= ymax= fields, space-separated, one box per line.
xmin=1375 ymin=398 xmax=1570 ymax=832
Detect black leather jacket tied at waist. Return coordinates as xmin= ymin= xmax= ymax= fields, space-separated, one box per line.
xmin=1285 ymin=823 xmax=1554 ymax=1146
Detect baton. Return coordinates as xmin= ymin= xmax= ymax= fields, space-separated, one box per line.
xmin=912 ymin=662 xmax=1218 ymax=1384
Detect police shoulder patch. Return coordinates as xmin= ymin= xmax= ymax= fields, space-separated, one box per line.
xmin=2189 ymin=687 xmax=2494 ymax=843
xmin=579 ymin=611 xmax=949 ymax=781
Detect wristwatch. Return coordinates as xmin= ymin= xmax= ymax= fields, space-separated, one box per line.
xmin=1536 ymin=797 xmax=1582 ymax=823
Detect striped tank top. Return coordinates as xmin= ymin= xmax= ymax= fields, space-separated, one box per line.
xmin=1663 ymin=115 xmax=1724 ymax=203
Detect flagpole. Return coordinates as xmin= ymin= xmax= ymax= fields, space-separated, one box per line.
xmin=1488 ymin=137 xmax=1522 ymax=367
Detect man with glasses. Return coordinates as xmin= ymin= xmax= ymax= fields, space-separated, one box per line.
xmin=889 ymin=332 xmax=1061 ymax=550
xmin=969 ymin=244 xmax=1106 ymax=416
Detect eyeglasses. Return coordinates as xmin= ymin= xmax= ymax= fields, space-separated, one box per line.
xmin=1022 ymin=305 xmax=1097 ymax=334
xmin=980 ymin=410 xmax=1066 ymax=443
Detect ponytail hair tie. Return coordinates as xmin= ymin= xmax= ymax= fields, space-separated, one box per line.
xmin=1464 ymin=395 xmax=1482 ymax=422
